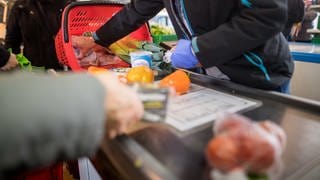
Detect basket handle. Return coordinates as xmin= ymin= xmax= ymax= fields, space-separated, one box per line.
xmin=62 ymin=1 xmax=125 ymax=43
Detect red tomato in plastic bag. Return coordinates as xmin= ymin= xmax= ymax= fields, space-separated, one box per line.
xmin=206 ymin=135 xmax=241 ymax=172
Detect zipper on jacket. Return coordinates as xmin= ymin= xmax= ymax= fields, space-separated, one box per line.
xmin=169 ymin=0 xmax=192 ymax=40
xmin=179 ymin=0 xmax=195 ymax=36
xmin=243 ymin=52 xmax=271 ymax=81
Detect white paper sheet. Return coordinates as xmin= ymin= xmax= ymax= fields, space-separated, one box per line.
xmin=165 ymin=84 xmax=258 ymax=131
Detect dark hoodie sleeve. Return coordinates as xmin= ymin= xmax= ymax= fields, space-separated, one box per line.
xmin=287 ymin=0 xmax=305 ymax=24
xmin=193 ymin=0 xmax=288 ymax=68
xmin=0 ymin=47 xmax=10 ymax=67
xmin=95 ymin=0 xmax=164 ymax=47
xmin=4 ymin=1 xmax=23 ymax=54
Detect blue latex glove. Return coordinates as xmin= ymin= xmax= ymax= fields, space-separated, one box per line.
xmin=171 ymin=39 xmax=199 ymax=69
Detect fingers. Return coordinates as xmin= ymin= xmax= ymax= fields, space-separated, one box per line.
xmin=94 ymin=73 xmax=144 ymax=139
xmin=72 ymin=35 xmax=92 ymax=59
xmin=106 ymin=103 xmax=143 ymax=138
xmin=1 ymin=54 xmax=18 ymax=71
xmin=105 ymin=94 xmax=144 ymax=139
xmin=71 ymin=35 xmax=81 ymax=47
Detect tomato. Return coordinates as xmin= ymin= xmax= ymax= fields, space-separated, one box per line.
xmin=159 ymin=70 xmax=190 ymax=95
xmin=126 ymin=66 xmax=154 ymax=84
xmin=206 ymin=135 xmax=241 ymax=172
xmin=214 ymin=114 xmax=252 ymax=134
xmin=258 ymin=121 xmax=286 ymax=150
xmin=232 ymin=128 xmax=276 ymax=173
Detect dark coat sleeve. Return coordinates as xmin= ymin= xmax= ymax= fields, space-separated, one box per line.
xmin=287 ymin=0 xmax=305 ymax=24
xmin=95 ymin=0 xmax=164 ymax=47
xmin=282 ymin=0 xmax=305 ymax=37
xmin=4 ymin=2 xmax=23 ymax=54
xmin=194 ymin=0 xmax=288 ymax=68
xmin=0 ymin=47 xmax=10 ymax=67
xmin=0 ymin=73 xmax=106 ymax=174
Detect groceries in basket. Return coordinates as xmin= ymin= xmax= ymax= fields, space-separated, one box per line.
xmin=72 ymin=32 xmax=173 ymax=74
xmin=206 ymin=113 xmax=286 ymax=180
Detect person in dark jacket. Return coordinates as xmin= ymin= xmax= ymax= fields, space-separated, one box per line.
xmin=0 ymin=47 xmax=18 ymax=71
xmin=283 ymin=0 xmax=305 ymax=39
xmin=293 ymin=0 xmax=318 ymax=42
xmin=73 ymin=0 xmax=294 ymax=93
xmin=4 ymin=0 xmax=71 ymax=70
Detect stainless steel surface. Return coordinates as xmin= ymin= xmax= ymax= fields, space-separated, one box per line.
xmin=97 ymin=72 xmax=320 ymax=180
xmin=289 ymin=42 xmax=320 ymax=54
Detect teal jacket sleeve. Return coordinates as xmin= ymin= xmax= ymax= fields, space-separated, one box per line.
xmin=0 ymin=73 xmax=106 ymax=173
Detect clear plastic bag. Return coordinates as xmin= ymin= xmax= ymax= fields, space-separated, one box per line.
xmin=206 ymin=113 xmax=286 ymax=180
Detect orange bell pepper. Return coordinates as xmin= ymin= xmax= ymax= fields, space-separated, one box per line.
xmin=159 ymin=70 xmax=190 ymax=95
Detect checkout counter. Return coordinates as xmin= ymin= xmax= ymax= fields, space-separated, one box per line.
xmin=289 ymin=42 xmax=320 ymax=101
xmin=81 ymin=72 xmax=320 ymax=180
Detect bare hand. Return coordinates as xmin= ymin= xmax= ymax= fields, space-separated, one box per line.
xmin=304 ymin=0 xmax=312 ymax=7
xmin=1 ymin=53 xmax=18 ymax=71
xmin=94 ymin=73 xmax=144 ymax=139
xmin=290 ymin=23 xmax=302 ymax=40
xmin=72 ymin=35 xmax=104 ymax=59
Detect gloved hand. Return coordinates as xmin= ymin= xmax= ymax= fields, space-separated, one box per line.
xmin=171 ymin=39 xmax=199 ymax=69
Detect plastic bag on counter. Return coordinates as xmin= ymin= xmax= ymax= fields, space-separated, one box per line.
xmin=206 ymin=113 xmax=286 ymax=180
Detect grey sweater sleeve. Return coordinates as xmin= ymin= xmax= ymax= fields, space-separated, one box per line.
xmin=0 ymin=73 xmax=106 ymax=173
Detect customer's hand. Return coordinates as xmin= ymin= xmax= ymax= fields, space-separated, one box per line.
xmin=171 ymin=39 xmax=200 ymax=69
xmin=1 ymin=53 xmax=18 ymax=71
xmin=72 ymin=35 xmax=104 ymax=59
xmin=290 ymin=23 xmax=302 ymax=40
xmin=304 ymin=0 xmax=312 ymax=7
xmin=94 ymin=73 xmax=144 ymax=139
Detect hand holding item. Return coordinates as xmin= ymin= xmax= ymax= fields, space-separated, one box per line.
xmin=94 ymin=73 xmax=144 ymax=138
xmin=171 ymin=39 xmax=200 ymax=69
xmin=1 ymin=53 xmax=18 ymax=71
xmin=72 ymin=35 xmax=104 ymax=59
xmin=290 ymin=23 xmax=302 ymax=40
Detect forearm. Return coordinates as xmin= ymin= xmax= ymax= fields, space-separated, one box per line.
xmin=0 ymin=73 xmax=106 ymax=172
xmin=4 ymin=7 xmax=23 ymax=54
xmin=95 ymin=0 xmax=164 ymax=47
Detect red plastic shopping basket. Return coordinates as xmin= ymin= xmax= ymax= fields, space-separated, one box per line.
xmin=55 ymin=1 xmax=152 ymax=71
xmin=12 ymin=163 xmax=63 ymax=180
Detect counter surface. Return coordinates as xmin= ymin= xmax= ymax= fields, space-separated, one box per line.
xmin=92 ymin=72 xmax=320 ymax=180
xmin=289 ymin=42 xmax=320 ymax=63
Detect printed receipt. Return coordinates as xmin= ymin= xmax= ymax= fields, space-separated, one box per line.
xmin=165 ymin=84 xmax=258 ymax=131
